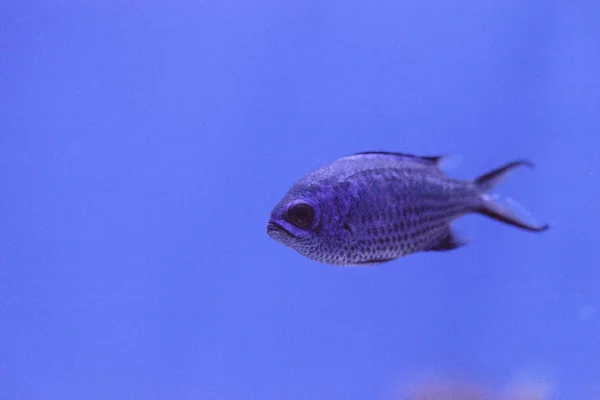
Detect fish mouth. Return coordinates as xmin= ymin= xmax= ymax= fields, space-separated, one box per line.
xmin=267 ymin=221 xmax=295 ymax=238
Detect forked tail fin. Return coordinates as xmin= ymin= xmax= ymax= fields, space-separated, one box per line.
xmin=474 ymin=160 xmax=549 ymax=232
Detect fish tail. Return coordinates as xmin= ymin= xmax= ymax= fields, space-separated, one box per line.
xmin=474 ymin=160 xmax=549 ymax=232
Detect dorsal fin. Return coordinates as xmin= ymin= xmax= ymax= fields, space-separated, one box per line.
xmin=353 ymin=151 xmax=445 ymax=166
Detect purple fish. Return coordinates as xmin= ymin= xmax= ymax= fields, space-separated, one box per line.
xmin=267 ymin=152 xmax=548 ymax=266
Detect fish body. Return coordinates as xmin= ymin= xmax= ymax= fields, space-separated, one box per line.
xmin=267 ymin=152 xmax=548 ymax=266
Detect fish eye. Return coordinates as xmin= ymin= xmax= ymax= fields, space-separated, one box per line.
xmin=286 ymin=202 xmax=315 ymax=229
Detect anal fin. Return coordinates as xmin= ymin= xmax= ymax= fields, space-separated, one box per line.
xmin=353 ymin=257 xmax=396 ymax=266
xmin=428 ymin=229 xmax=468 ymax=252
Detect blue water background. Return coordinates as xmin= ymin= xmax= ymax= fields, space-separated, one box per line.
xmin=2 ymin=2 xmax=599 ymax=399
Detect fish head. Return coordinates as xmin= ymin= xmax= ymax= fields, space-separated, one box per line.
xmin=267 ymin=188 xmax=324 ymax=255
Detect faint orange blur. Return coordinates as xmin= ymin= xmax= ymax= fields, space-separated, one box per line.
xmin=399 ymin=378 xmax=551 ymax=400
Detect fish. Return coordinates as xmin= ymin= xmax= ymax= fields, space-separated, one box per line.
xmin=266 ymin=151 xmax=549 ymax=266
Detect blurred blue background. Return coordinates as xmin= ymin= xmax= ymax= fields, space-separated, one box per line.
xmin=2 ymin=1 xmax=599 ymax=399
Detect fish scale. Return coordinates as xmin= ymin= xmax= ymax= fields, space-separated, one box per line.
xmin=344 ymin=170 xmax=468 ymax=262
xmin=267 ymin=152 xmax=548 ymax=266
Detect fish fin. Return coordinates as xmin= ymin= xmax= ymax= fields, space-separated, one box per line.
xmin=474 ymin=160 xmax=549 ymax=232
xmin=427 ymin=229 xmax=468 ymax=251
xmin=478 ymin=198 xmax=549 ymax=232
xmin=353 ymin=257 xmax=396 ymax=266
xmin=474 ymin=160 xmax=534 ymax=192
xmin=354 ymin=151 xmax=446 ymax=167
